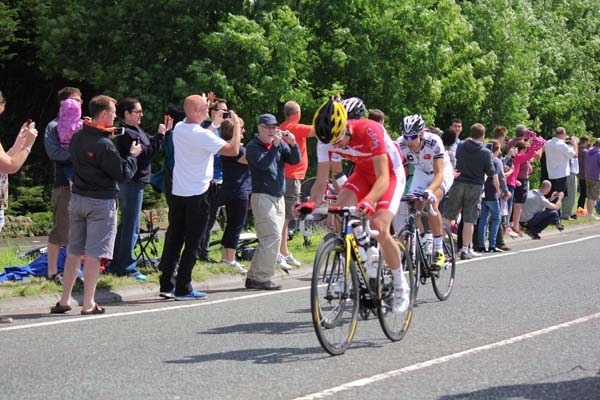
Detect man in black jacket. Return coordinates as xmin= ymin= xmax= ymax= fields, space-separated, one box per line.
xmin=50 ymin=95 xmax=141 ymax=315
xmin=443 ymin=123 xmax=496 ymax=260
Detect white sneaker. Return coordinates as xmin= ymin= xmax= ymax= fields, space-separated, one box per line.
xmin=392 ymin=280 xmax=410 ymax=314
xmin=276 ymin=254 xmax=292 ymax=273
xmin=222 ymin=259 xmax=247 ymax=274
xmin=284 ymin=254 xmax=302 ymax=267
xmin=470 ymin=249 xmax=482 ymax=258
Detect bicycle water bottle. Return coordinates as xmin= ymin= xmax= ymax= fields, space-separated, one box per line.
xmin=353 ymin=225 xmax=370 ymax=266
xmin=366 ymin=245 xmax=379 ymax=279
xmin=353 ymin=225 xmax=369 ymax=247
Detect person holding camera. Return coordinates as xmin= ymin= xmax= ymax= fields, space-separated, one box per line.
xmin=157 ymin=94 xmax=242 ymax=300
xmin=197 ymin=97 xmax=230 ymax=263
xmin=544 ymin=127 xmax=576 ymax=202
xmin=0 ymin=90 xmax=38 ymax=323
xmin=244 ymin=113 xmax=300 ymax=290
xmin=109 ymin=98 xmax=172 ymax=280
xmin=519 ymin=180 xmax=565 ymax=239
xmin=50 ymin=95 xmax=141 ymax=316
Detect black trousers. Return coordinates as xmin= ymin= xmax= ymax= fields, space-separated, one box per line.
xmin=159 ymin=192 xmax=209 ymax=295
xmin=197 ymin=182 xmax=220 ymax=259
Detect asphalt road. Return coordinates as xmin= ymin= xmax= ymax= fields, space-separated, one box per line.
xmin=1 ymin=225 xmax=599 ymax=400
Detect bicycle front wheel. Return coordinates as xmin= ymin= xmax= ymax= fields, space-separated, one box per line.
xmin=431 ymin=225 xmax=456 ymax=301
xmin=311 ymin=235 xmax=359 ymax=355
xmin=376 ymin=239 xmax=414 ymax=342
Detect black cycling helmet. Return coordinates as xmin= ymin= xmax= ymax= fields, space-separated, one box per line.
xmin=341 ymin=97 xmax=366 ymax=120
xmin=401 ymin=114 xmax=425 ymax=135
xmin=313 ymin=98 xmax=348 ymax=144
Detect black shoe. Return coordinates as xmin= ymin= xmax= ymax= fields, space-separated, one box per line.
xmin=497 ymin=244 xmax=511 ymax=251
xmin=555 ymin=222 xmax=565 ymax=232
xmin=245 ymin=278 xmax=281 ymax=291
xmin=47 ymin=273 xmax=64 ymax=286
xmin=487 ymin=247 xmax=504 ymax=253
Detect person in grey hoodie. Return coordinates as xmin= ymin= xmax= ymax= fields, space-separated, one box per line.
xmin=443 ymin=123 xmax=496 ymax=259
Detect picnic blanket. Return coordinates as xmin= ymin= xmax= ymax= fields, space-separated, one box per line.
xmin=0 ymin=247 xmax=82 ymax=282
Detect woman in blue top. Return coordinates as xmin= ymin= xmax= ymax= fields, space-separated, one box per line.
xmin=218 ymin=119 xmax=251 ymax=273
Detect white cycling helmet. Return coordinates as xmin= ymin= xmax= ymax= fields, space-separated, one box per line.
xmin=341 ymin=97 xmax=366 ymax=120
xmin=401 ymin=114 xmax=425 ymax=135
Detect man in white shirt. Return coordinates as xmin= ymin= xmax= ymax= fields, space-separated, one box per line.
xmin=158 ymin=94 xmax=242 ymax=301
xmin=544 ymin=127 xmax=576 ymax=198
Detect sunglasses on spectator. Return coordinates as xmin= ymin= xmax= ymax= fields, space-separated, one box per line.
xmin=403 ymin=133 xmax=420 ymax=141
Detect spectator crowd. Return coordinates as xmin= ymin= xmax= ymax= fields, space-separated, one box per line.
xmin=0 ymin=86 xmax=599 ymax=322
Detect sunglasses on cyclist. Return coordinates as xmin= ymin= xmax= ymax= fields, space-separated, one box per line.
xmin=403 ymin=133 xmax=420 ymax=141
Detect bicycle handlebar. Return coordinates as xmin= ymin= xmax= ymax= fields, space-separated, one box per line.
xmin=401 ymin=193 xmax=438 ymax=217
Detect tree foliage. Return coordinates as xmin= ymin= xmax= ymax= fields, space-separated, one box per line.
xmin=0 ymin=0 xmax=598 ymax=213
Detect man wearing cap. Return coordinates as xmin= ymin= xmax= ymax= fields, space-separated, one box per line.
xmin=245 ymin=113 xmax=301 ymax=290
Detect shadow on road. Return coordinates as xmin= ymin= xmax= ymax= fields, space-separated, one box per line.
xmin=199 ymin=319 xmax=313 ymax=336
xmin=439 ymin=370 xmax=600 ymax=400
xmin=164 ymin=340 xmax=382 ymax=365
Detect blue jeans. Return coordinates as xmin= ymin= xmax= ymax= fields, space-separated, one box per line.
xmin=478 ymin=199 xmax=501 ymax=249
xmin=110 ymin=182 xmax=144 ymax=275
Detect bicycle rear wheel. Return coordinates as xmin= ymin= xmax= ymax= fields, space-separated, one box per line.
xmin=431 ymin=225 xmax=456 ymax=301
xmin=376 ymin=240 xmax=414 ymax=342
xmin=311 ymin=235 xmax=359 ymax=355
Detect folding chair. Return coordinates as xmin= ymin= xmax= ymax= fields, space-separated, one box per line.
xmin=134 ymin=210 xmax=161 ymax=270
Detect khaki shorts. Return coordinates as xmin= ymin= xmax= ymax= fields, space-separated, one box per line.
xmin=68 ymin=194 xmax=117 ymax=259
xmin=48 ymin=185 xmax=71 ymax=246
xmin=586 ymin=178 xmax=600 ymax=201
xmin=443 ymin=181 xmax=483 ymax=223
xmin=284 ymin=178 xmax=301 ymax=219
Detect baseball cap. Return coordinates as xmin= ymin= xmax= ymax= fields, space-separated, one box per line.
xmin=258 ymin=113 xmax=278 ymax=126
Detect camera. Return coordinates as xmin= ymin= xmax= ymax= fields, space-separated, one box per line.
xmin=222 ymin=112 xmax=231 ymax=119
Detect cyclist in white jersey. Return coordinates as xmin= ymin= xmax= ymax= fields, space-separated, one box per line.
xmin=396 ymin=115 xmax=454 ymax=269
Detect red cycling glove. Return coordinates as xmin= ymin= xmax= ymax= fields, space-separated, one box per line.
xmin=357 ymin=198 xmax=376 ymax=216
xmin=296 ymin=200 xmax=316 ymax=215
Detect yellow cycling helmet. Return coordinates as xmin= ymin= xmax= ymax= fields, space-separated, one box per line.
xmin=313 ymin=98 xmax=347 ymax=144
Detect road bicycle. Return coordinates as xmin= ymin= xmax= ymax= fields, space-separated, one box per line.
xmin=309 ymin=205 xmax=414 ymax=355
xmin=397 ymin=194 xmax=456 ymax=301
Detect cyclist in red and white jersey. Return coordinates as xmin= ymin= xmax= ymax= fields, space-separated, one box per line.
xmin=396 ymin=114 xmax=454 ymax=269
xmin=304 ymin=98 xmax=409 ymax=313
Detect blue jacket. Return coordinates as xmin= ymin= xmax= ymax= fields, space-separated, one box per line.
xmin=246 ymin=135 xmax=300 ymax=198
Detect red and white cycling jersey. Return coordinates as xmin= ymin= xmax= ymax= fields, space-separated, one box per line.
xmin=317 ymin=119 xmax=404 ymax=177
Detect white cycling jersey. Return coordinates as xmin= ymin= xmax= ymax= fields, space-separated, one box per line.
xmin=397 ymin=130 xmax=454 ymax=195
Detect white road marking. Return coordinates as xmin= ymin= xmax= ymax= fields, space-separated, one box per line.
xmin=292 ymin=312 xmax=600 ymax=400
xmin=457 ymin=233 xmax=600 ymax=263
xmin=1 ymin=234 xmax=598 ymax=332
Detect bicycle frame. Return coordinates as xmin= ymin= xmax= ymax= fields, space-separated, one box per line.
xmin=330 ymin=207 xmax=380 ymax=307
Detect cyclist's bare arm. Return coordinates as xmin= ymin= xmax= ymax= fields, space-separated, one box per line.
xmin=310 ymin=161 xmax=332 ymax=204
xmin=426 ymin=157 xmax=444 ymax=199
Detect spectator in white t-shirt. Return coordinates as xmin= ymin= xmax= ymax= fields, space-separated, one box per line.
xmin=544 ymin=127 xmax=576 ymax=199
xmin=157 ymin=94 xmax=242 ymax=301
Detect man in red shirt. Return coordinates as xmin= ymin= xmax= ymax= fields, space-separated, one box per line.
xmin=307 ymin=98 xmax=409 ymax=314
xmin=277 ymin=101 xmax=314 ymax=271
